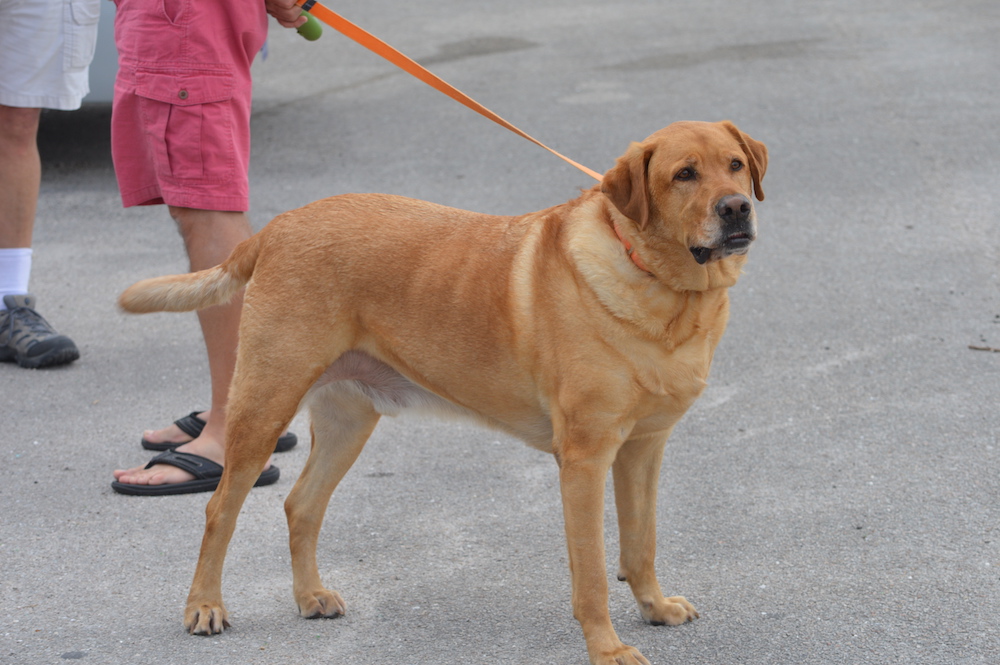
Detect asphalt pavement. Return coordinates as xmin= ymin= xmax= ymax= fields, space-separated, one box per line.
xmin=2 ymin=1 xmax=998 ymax=663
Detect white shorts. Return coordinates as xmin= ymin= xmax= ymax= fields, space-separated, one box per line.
xmin=0 ymin=0 xmax=101 ymax=110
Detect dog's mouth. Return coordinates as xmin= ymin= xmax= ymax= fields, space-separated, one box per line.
xmin=689 ymin=246 xmax=713 ymax=265
xmin=689 ymin=232 xmax=754 ymax=265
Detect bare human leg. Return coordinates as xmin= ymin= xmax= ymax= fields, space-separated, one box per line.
xmin=113 ymin=208 xmax=272 ymax=487
xmin=0 ymin=105 xmax=41 ymax=250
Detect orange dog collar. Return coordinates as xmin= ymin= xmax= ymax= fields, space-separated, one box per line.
xmin=612 ymin=222 xmax=653 ymax=276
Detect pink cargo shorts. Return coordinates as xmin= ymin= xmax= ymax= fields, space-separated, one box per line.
xmin=110 ymin=0 xmax=267 ymax=211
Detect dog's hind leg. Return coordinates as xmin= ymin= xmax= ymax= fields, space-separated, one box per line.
xmin=286 ymin=384 xmax=380 ymax=619
xmin=184 ymin=330 xmax=331 ymax=635
xmin=612 ymin=433 xmax=698 ymax=627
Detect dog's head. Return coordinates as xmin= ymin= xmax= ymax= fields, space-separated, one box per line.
xmin=601 ymin=121 xmax=767 ymax=285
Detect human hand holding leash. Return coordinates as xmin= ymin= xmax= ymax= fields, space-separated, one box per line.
xmin=265 ymin=0 xmax=308 ymax=29
xmin=265 ymin=0 xmax=322 ymax=41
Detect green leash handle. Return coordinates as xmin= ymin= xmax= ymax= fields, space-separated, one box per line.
xmin=296 ymin=11 xmax=322 ymax=41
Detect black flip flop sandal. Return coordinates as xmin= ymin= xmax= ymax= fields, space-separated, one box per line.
xmin=111 ymin=450 xmax=280 ymax=496
xmin=140 ymin=411 xmax=298 ymax=453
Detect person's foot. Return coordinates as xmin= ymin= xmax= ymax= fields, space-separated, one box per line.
xmin=113 ymin=429 xmax=276 ymax=488
xmin=113 ymin=434 xmax=227 ymax=487
xmin=0 ymin=294 xmax=80 ymax=369
xmin=141 ymin=409 xmax=298 ymax=453
xmin=140 ymin=411 xmax=210 ymax=448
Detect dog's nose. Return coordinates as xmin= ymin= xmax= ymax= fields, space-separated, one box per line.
xmin=715 ymin=194 xmax=752 ymax=222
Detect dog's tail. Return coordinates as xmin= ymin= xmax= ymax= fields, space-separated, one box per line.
xmin=119 ymin=234 xmax=261 ymax=314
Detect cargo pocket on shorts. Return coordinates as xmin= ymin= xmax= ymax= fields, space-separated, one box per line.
xmin=64 ymin=0 xmax=101 ymax=71
xmin=135 ymin=69 xmax=236 ymax=181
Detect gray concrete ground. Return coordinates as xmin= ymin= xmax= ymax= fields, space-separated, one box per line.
xmin=3 ymin=0 xmax=998 ymax=663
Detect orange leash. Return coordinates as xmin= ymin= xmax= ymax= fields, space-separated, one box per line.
xmin=295 ymin=0 xmax=603 ymax=182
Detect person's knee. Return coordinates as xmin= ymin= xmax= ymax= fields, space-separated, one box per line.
xmin=0 ymin=106 xmax=42 ymax=150
xmin=168 ymin=207 xmax=251 ymax=267
xmin=168 ymin=206 xmax=198 ymax=246
xmin=169 ymin=207 xmax=250 ymax=236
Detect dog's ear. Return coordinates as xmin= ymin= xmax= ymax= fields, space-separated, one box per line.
xmin=601 ymin=143 xmax=653 ymax=228
xmin=722 ymin=121 xmax=768 ymax=201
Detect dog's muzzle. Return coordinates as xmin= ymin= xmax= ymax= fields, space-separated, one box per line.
xmin=690 ymin=194 xmax=756 ymax=265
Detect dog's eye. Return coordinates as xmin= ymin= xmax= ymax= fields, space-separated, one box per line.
xmin=731 ymin=159 xmax=743 ymax=171
xmin=675 ymin=168 xmax=696 ymax=181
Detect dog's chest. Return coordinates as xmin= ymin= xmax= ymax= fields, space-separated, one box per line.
xmin=627 ymin=334 xmax=713 ymax=435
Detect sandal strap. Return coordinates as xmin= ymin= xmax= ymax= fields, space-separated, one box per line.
xmin=173 ymin=411 xmax=207 ymax=439
xmin=143 ymin=450 xmax=223 ymax=480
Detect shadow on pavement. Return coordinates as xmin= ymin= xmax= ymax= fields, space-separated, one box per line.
xmin=37 ymin=104 xmax=114 ymax=171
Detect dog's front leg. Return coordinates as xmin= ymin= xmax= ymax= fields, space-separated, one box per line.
xmin=612 ymin=434 xmax=698 ymax=626
xmin=558 ymin=437 xmax=650 ymax=665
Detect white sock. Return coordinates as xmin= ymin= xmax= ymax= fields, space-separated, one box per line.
xmin=0 ymin=248 xmax=33 ymax=310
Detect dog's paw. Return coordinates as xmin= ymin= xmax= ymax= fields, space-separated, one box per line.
xmin=639 ymin=595 xmax=699 ymax=626
xmin=297 ymin=588 xmax=346 ymax=619
xmin=591 ymin=643 xmax=651 ymax=665
xmin=184 ymin=600 xmax=230 ymax=635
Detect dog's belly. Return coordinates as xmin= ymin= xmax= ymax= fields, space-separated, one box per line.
xmin=312 ymin=351 xmax=555 ymax=449
xmin=314 ymin=350 xmax=448 ymax=415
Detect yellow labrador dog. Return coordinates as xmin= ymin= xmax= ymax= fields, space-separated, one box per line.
xmin=120 ymin=120 xmax=766 ymax=665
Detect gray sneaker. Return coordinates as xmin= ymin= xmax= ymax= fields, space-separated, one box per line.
xmin=0 ymin=294 xmax=80 ymax=369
